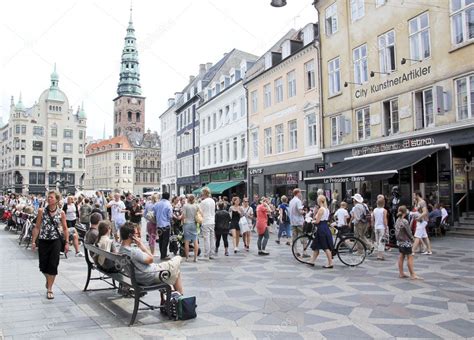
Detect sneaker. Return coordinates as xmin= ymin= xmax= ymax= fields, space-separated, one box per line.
xmin=234 ymin=248 xmax=239 ymax=254
xmin=275 ymin=240 xmax=280 ymax=244
xmin=286 ymin=241 xmax=291 ymax=246
xmin=75 ymin=251 xmax=84 ymax=257
xmin=225 ymin=251 xmax=229 ymax=256
xmin=258 ymin=250 xmax=269 ymax=256
xmin=209 ymin=256 xmax=214 ymax=260
xmin=422 ymin=251 xmax=432 ymax=255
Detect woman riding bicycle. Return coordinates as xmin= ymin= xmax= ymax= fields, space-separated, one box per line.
xmin=307 ymin=195 xmax=334 ymax=268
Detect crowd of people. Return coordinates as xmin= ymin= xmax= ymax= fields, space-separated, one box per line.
xmin=0 ymin=186 xmax=447 ymax=299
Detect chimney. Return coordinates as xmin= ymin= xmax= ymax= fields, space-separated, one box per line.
xmin=206 ymin=62 xmax=213 ymax=71
xmin=167 ymin=98 xmax=175 ymax=107
xmin=199 ymin=64 xmax=206 ymax=75
xmin=189 ymin=75 xmax=195 ymax=83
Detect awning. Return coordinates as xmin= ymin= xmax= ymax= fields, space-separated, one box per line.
xmin=192 ymin=181 xmax=243 ymax=195
xmin=306 ymin=145 xmax=447 ymax=184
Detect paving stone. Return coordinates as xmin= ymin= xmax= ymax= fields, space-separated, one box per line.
xmin=438 ymin=318 xmax=474 ymax=338
xmin=321 ymin=325 xmax=372 ymax=339
xmin=377 ymin=324 xmax=441 ymax=338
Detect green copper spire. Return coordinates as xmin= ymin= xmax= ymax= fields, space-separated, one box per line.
xmin=16 ymin=92 xmax=26 ymax=112
xmin=47 ymin=63 xmax=65 ymax=102
xmin=78 ymin=102 xmax=86 ymax=119
xmin=117 ymin=5 xmax=142 ymax=96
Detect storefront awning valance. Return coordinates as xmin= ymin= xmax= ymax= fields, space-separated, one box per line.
xmin=192 ymin=181 xmax=243 ymax=195
xmin=305 ymin=145 xmax=447 ymax=184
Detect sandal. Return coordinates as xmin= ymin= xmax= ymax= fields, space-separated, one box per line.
xmin=46 ymin=291 xmax=54 ymax=300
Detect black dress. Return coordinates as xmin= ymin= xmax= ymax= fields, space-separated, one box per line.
xmin=229 ymin=209 xmax=241 ymax=230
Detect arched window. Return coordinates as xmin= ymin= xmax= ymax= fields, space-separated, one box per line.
xmin=128 ymin=111 xmax=132 ymax=122
xmin=136 ymin=112 xmax=140 ymax=122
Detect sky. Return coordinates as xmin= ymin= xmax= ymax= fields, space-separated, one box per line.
xmin=0 ymin=0 xmax=318 ymax=139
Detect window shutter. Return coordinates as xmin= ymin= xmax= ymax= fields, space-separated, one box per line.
xmin=344 ymin=117 xmax=352 ymax=135
xmin=435 ymin=86 xmax=444 ymax=115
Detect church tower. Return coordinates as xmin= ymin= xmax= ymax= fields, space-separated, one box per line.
xmin=113 ymin=6 xmax=145 ymax=138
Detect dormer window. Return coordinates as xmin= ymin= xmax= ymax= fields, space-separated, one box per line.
xmin=281 ymin=40 xmax=291 ymax=59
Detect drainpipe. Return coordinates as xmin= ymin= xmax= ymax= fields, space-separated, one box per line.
xmin=243 ymin=81 xmax=250 ymax=198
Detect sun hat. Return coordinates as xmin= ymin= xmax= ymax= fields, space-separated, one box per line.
xmin=351 ymin=193 xmax=364 ymax=203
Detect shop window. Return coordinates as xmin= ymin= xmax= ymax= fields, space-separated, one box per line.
xmin=383 ymin=98 xmax=400 ymax=136
xmin=455 ymin=74 xmax=474 ymax=120
xmin=450 ymin=0 xmax=474 ymax=45
xmin=414 ymin=89 xmax=434 ymax=129
xmin=409 ymin=12 xmax=431 ymax=61
xmin=276 ymin=124 xmax=284 ymax=154
xmin=356 ymin=107 xmax=370 ymax=140
xmin=378 ymin=30 xmax=396 ymax=74
xmin=325 ymin=3 xmax=338 ymax=36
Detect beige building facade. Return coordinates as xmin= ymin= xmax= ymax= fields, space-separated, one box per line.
xmin=310 ymin=0 xmax=474 ymax=218
xmin=245 ymin=23 xmax=324 ymax=199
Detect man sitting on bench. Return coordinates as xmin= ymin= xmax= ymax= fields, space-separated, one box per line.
xmin=119 ymin=222 xmax=184 ymax=294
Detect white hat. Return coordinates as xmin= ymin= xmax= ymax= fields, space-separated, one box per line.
xmin=352 ymin=193 xmax=364 ymax=203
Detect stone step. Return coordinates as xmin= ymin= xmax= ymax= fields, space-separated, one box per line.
xmin=448 ymin=230 xmax=474 ymax=238
xmin=457 ymin=221 xmax=474 ymax=227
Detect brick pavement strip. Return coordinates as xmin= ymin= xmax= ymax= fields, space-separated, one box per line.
xmin=1 ymin=227 xmax=474 ymax=339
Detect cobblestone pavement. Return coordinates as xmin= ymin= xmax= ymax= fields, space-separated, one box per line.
xmin=0 ymin=225 xmax=473 ymax=340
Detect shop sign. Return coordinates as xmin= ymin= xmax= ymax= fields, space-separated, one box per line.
xmin=351 ymin=137 xmax=435 ymax=157
xmin=323 ymin=176 xmax=366 ymax=184
xmin=453 ymin=158 xmax=467 ymax=193
xmin=230 ymin=169 xmax=245 ymax=180
xmin=200 ymin=174 xmax=210 ymax=183
xmin=249 ymin=168 xmax=263 ymax=175
xmin=211 ymin=171 xmax=229 ymax=182
xmin=354 ymin=66 xmax=431 ymax=99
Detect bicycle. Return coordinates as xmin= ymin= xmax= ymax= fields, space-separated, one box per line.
xmin=292 ymin=224 xmax=367 ymax=267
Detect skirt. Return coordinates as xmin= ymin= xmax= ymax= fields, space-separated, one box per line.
xmin=183 ymin=222 xmax=198 ymax=242
xmin=38 ymin=238 xmax=61 ymax=275
xmin=311 ymin=221 xmax=334 ymax=251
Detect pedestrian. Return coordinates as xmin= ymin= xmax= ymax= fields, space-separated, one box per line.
xmin=334 ymin=201 xmax=350 ymax=233
xmin=256 ymin=197 xmax=270 ymax=255
xmin=79 ymin=198 xmax=92 ymax=230
xmin=107 ymin=193 xmax=127 ymax=241
xmin=372 ymin=197 xmax=388 ymax=260
xmin=412 ymin=191 xmax=432 ymax=255
xmin=351 ymin=193 xmax=373 ymax=253
xmin=229 ymin=196 xmax=244 ymax=253
xmin=144 ymin=194 xmax=159 ymax=256
xmin=250 ymin=194 xmax=259 ymax=232
xmin=199 ymin=187 xmax=216 ymax=260
xmin=31 ymin=190 xmax=69 ymax=300
xmin=215 ymin=202 xmax=231 ymax=256
xmin=182 ymin=194 xmax=199 ymax=262
xmin=241 ymin=198 xmax=253 ymax=251
xmin=153 ymin=192 xmax=173 ymax=260
xmin=276 ymin=195 xmax=291 ymax=245
xmin=308 ymin=195 xmax=334 ymax=268
xmin=129 ymin=198 xmax=143 ymax=225
xmin=289 ymin=188 xmax=305 ymax=245
xmin=395 ymin=205 xmax=422 ymax=280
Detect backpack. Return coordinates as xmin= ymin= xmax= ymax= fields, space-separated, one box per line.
xmin=359 ymin=204 xmax=370 ymax=223
xmin=281 ymin=204 xmax=290 ymax=223
xmin=164 ymin=292 xmax=197 ymax=320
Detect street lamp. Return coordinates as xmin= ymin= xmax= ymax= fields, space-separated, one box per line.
xmin=270 ymin=0 xmax=287 ymax=7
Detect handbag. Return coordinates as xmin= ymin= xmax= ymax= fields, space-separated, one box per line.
xmin=48 ymin=210 xmax=66 ymax=252
xmin=239 ymin=216 xmax=250 ymax=233
xmin=145 ymin=210 xmax=155 ymax=223
xmin=195 ymin=208 xmax=203 ymax=225
xmin=162 ymin=291 xmax=197 ymax=321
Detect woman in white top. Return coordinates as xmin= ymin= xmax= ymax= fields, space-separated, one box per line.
xmin=95 ymin=220 xmax=117 ymax=271
xmin=372 ymin=197 xmax=388 ymax=260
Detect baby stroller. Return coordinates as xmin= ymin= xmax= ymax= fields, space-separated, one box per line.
xmin=169 ymin=223 xmax=201 ymax=257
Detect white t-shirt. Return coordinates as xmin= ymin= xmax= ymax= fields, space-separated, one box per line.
xmin=111 ymin=200 xmax=126 ymax=224
xmin=289 ymin=196 xmax=304 ymax=226
xmin=441 ymin=208 xmax=448 ymax=221
xmin=373 ymin=207 xmax=386 ymax=230
xmin=199 ymin=197 xmax=216 ymax=225
xmin=335 ymin=208 xmax=349 ymax=227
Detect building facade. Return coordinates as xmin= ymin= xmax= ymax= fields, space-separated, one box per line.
xmin=196 ymin=49 xmax=258 ymax=198
xmin=245 ymin=24 xmax=324 ymax=200
xmin=159 ymin=98 xmax=177 ymax=196
xmin=133 ymin=130 xmax=161 ymax=194
xmin=310 ymin=0 xmax=474 ymax=219
xmin=0 ymin=67 xmax=87 ymax=195
xmin=85 ymin=136 xmax=134 ymax=193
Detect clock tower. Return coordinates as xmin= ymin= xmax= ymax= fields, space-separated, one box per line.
xmin=113 ymin=6 xmax=145 ymax=138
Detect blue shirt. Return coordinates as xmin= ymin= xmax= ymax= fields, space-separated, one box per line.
xmin=153 ymin=199 xmax=172 ymax=228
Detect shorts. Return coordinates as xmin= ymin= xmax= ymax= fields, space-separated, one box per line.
xmin=415 ymin=221 xmax=428 ymax=238
xmin=112 ymin=220 xmax=125 ymax=235
xmin=398 ymin=240 xmax=413 ymax=255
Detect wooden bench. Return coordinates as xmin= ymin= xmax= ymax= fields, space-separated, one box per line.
xmin=83 ymin=243 xmax=172 ymax=326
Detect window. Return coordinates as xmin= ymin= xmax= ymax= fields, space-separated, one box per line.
xmin=20 ymin=155 xmax=25 ymax=166
xmin=306 ymin=113 xmax=317 ymax=147
xmin=356 ymin=107 xmax=371 ymax=140
xmin=414 ymin=88 xmax=434 ymax=129
xmin=450 ymin=0 xmax=474 ymax=45
xmin=409 ymin=12 xmax=431 ymax=61
xmin=136 ymin=172 xmax=140 ymax=182
xmin=212 ymin=113 xmax=217 ymax=130
xmin=79 ymin=158 xmax=83 ymax=169
xmin=63 ymin=143 xmax=73 ymax=153
xmin=79 ymin=130 xmax=84 ymax=140
xmin=264 ymin=83 xmax=272 ymax=108
xmin=251 ymin=130 xmax=258 ymax=159
xmin=383 ymin=98 xmax=400 ymax=136
xmin=115 ymin=152 xmax=120 ymax=160
xmin=79 ymin=144 xmax=83 ymax=154
xmin=288 ymin=120 xmax=298 ymax=150
xmin=353 ymin=44 xmax=368 ymax=84
xmin=351 ymin=0 xmax=365 ymax=21
xmin=63 ymin=129 xmax=73 ymax=138
xmin=21 ymin=140 xmax=26 ymax=150
xmin=213 ymin=144 xmax=217 ymax=164
xmin=287 ymin=70 xmax=296 ymax=98
xmin=33 ymin=126 xmax=44 ymax=136
xmin=240 ymin=134 xmax=246 ymax=159
xmin=331 ymin=116 xmax=341 ymax=146
xmin=240 ymin=97 xmax=245 ymax=117
xmin=116 ymin=166 xmax=120 ymax=175
xmin=378 ymin=30 xmax=396 ymax=73
xmin=455 ymin=74 xmax=474 ymax=120
xmin=150 ymin=173 xmax=155 ymax=182
xmin=201 ymin=148 xmax=206 ymax=167
xmin=21 ymin=125 xmax=26 ymax=134
xmin=128 ymin=166 xmax=131 ymax=174
xmin=233 ymin=137 xmax=238 ymax=161
xmin=226 ymin=140 xmax=230 ymax=162
xmin=32 ymin=141 xmax=43 ymax=151
xmin=219 ymin=142 xmax=224 ymax=163
xmin=15 ymin=125 xmax=20 ymax=134
xmin=275 ymin=78 xmax=283 ymax=103
xmin=123 ymin=166 xmax=127 ymax=174
xmin=128 ymin=111 xmax=132 ymax=122
xmin=143 ymin=173 xmax=148 ymax=183
xmin=51 ymin=156 xmax=57 ymax=167
xmin=207 ymin=146 xmax=211 ymax=166
xmin=63 ymin=158 xmax=73 ymax=168
xmin=275 ymin=124 xmax=284 ymax=153
xmin=122 ymin=152 xmax=126 ymax=160
xmin=325 ymin=3 xmax=338 ymax=36
xmin=264 ymin=128 xmax=272 ymax=155
xmin=305 ymin=60 xmax=316 ymax=90
xmin=32 ymin=156 xmax=42 ymax=167
xmin=207 ymin=116 xmax=211 ymax=132
xmin=251 ymin=91 xmax=258 ymax=113
xmin=328 ymin=57 xmax=341 ymax=96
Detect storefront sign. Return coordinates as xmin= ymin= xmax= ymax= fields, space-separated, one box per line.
xmin=211 ymin=171 xmax=229 ymax=182
xmin=453 ymin=157 xmax=467 ymax=193
xmin=230 ymin=169 xmax=245 ymax=180
xmin=249 ymin=168 xmax=263 ymax=175
xmin=200 ymin=174 xmax=210 ymax=183
xmin=323 ymin=176 xmax=366 ymax=184
xmin=351 ymin=137 xmax=435 ymax=157
xmin=355 ymin=66 xmax=431 ymax=99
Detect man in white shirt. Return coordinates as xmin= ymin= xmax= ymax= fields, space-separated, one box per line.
xmin=107 ymin=193 xmax=127 ymax=241
xmin=289 ymin=188 xmax=305 ymax=244
xmin=199 ymin=187 xmax=216 ymax=260
xmin=335 ymin=201 xmax=350 ymax=228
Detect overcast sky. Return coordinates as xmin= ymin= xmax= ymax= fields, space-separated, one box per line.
xmin=0 ymin=0 xmax=317 ymax=139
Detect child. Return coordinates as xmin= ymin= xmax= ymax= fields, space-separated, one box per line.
xmin=334 ymin=202 xmax=350 ymax=233
xmin=395 ymin=206 xmax=422 ymax=280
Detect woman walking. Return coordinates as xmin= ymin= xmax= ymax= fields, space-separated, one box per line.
xmin=229 ymin=197 xmax=244 ymax=253
xmin=241 ymin=198 xmax=253 ymax=251
xmin=182 ymin=194 xmax=200 ymax=262
xmin=372 ymin=197 xmax=388 ymax=260
xmin=215 ymin=202 xmax=231 ymax=256
xmin=308 ymin=195 xmax=334 ymax=268
xmin=31 ymin=190 xmax=69 ymax=300
xmin=395 ymin=206 xmax=422 ymax=280
xmin=256 ymin=197 xmax=270 ymax=255
xmin=144 ymin=194 xmax=159 ymax=255
xmin=276 ymin=195 xmax=291 ymax=245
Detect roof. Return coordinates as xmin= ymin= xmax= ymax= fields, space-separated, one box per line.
xmin=86 ymin=135 xmax=132 ymax=154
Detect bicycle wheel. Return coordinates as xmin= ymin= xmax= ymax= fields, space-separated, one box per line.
xmin=292 ymin=235 xmax=313 ymax=264
xmin=336 ymin=236 xmax=366 ymax=267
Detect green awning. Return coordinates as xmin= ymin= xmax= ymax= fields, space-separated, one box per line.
xmin=192 ymin=181 xmax=243 ymax=195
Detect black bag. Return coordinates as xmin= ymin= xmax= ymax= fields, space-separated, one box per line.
xmin=303 ymin=221 xmax=314 ymax=234
xmin=177 ymin=296 xmax=197 ymax=320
